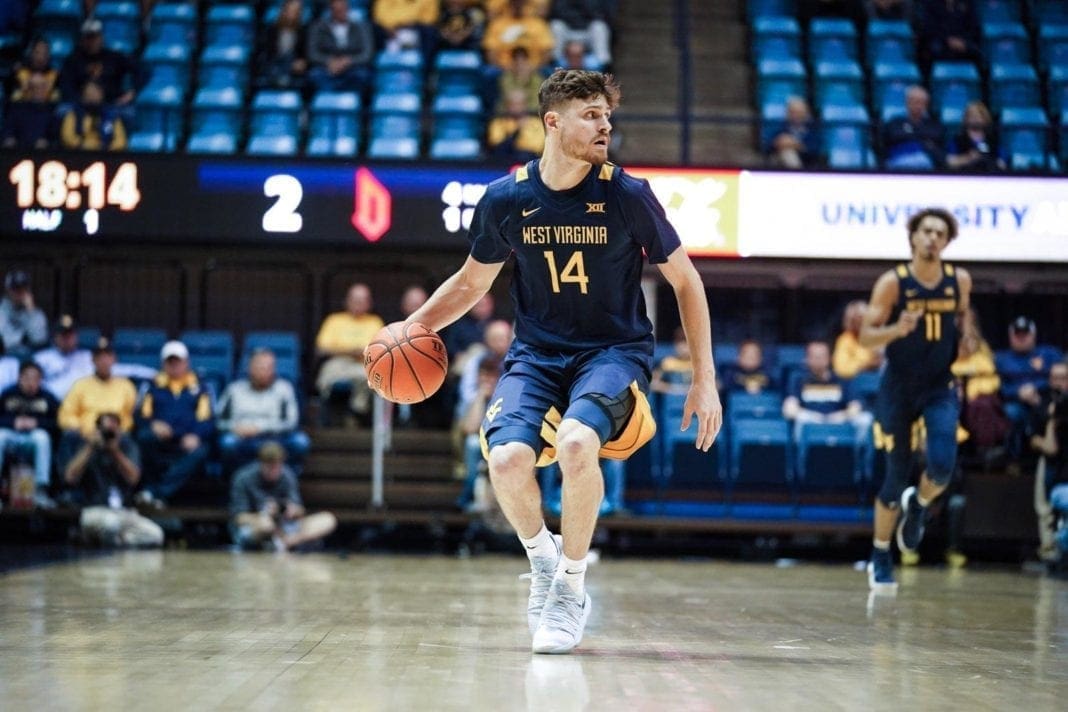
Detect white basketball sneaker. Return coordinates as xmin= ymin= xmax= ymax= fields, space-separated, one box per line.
xmin=526 ymin=534 xmax=563 ymax=635
xmin=532 ymin=578 xmax=592 ymax=654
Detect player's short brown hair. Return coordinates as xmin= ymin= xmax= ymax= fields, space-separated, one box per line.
xmin=907 ymin=207 xmax=959 ymax=244
xmin=538 ymin=69 xmax=621 ymax=120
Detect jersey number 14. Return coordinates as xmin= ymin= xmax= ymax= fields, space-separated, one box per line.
xmin=543 ymin=251 xmax=589 ymax=295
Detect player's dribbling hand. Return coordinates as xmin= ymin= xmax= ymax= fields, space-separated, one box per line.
xmin=681 ymin=379 xmax=723 ymax=452
xmin=896 ymin=309 xmax=922 ymax=338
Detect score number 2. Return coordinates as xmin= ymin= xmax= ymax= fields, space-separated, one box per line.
xmin=262 ymin=174 xmax=302 ymax=233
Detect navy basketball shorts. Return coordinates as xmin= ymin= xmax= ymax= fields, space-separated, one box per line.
xmin=481 ymin=340 xmax=652 ymax=460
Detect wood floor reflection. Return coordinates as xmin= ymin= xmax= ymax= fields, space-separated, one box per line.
xmin=2 ymin=551 xmax=1067 ymax=710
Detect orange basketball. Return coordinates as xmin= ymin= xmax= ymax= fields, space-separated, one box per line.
xmin=364 ymin=322 xmax=448 ymax=404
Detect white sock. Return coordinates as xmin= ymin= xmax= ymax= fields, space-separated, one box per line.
xmin=556 ymin=554 xmax=587 ymax=597
xmin=519 ymin=523 xmax=558 ymax=561
xmin=873 ymin=538 xmax=891 ymax=551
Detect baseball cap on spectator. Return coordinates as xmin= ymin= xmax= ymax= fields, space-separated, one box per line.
xmin=1010 ymin=316 xmax=1036 ymax=334
xmin=4 ymin=270 xmax=30 ymax=291
xmin=160 ymin=340 xmax=189 ymax=361
xmin=258 ymin=442 xmax=286 ymax=463
xmin=92 ymin=337 xmax=114 ymax=354
xmin=54 ymin=314 xmax=76 ymax=334
xmin=81 ymin=18 xmax=103 ymax=35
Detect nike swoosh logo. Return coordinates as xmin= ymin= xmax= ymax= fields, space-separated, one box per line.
xmin=525 ymin=544 xmax=538 ymax=549
xmin=521 ymin=207 xmax=541 ymax=217
xmin=564 ymin=569 xmax=584 ymax=575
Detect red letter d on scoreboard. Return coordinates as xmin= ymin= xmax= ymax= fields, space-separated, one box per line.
xmin=351 ymin=167 xmax=392 ymax=242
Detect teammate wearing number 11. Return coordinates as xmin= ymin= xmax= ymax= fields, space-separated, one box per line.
xmin=860 ymin=208 xmax=972 ymax=592
xmin=409 ymin=70 xmax=722 ymax=653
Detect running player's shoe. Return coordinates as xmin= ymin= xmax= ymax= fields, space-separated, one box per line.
xmin=897 ymin=486 xmax=927 ymax=553
xmin=532 ymin=578 xmax=592 ymax=654
xmin=526 ymin=534 xmax=562 ymax=635
xmin=867 ymin=547 xmax=898 ymax=593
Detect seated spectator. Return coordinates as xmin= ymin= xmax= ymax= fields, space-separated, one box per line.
xmin=306 ymin=0 xmax=375 ymax=94
xmin=133 ymin=341 xmax=214 ymax=508
xmin=456 ymin=356 xmax=502 ymax=511
xmin=217 ymin=348 xmax=309 ymax=474
xmin=229 ymin=442 xmax=337 ymax=552
xmin=438 ymin=0 xmax=487 ymax=52
xmin=866 ymin=0 xmax=911 ymax=19
xmin=262 ymin=0 xmax=308 ymax=89
xmin=560 ymin=38 xmax=600 ymax=71
xmin=919 ymin=0 xmax=980 ymax=66
xmin=60 ymin=80 xmax=127 ymax=151
xmin=721 ymin=339 xmax=776 ymax=395
xmin=767 ymin=96 xmax=822 ymax=170
xmin=952 ymin=307 xmax=1007 ymax=458
xmin=483 ymin=0 xmax=555 ymax=70
xmin=59 ymin=18 xmax=140 ymax=109
xmin=0 ymin=270 xmax=49 ymax=358
xmin=34 ymin=315 xmax=93 ymax=400
xmin=443 ymin=293 xmax=495 ymax=369
xmin=996 ymin=316 xmax=1065 ymax=460
xmin=549 ymin=0 xmax=613 ymax=70
xmin=497 ymin=46 xmax=544 ymax=113
xmin=783 ymin=340 xmax=871 ymax=441
xmin=487 ymin=88 xmax=545 ymax=162
xmin=455 ymin=320 xmax=513 ymax=421
xmin=0 ymin=361 xmax=59 ymax=508
xmin=373 ymin=0 xmax=439 ymax=59
xmin=485 ymin=0 xmax=551 ymax=19
xmin=1030 ymin=361 xmax=1068 ymax=564
xmin=57 ymin=338 xmax=137 ymax=477
xmin=946 ymin=101 xmax=1006 ymax=173
xmin=315 ymin=282 xmax=385 ymax=424
xmin=10 ymin=37 xmax=59 ymax=101
xmin=400 ymin=284 xmax=429 ymax=321
xmin=64 ymin=411 xmax=162 ymax=547
xmin=832 ymin=300 xmax=883 ymax=380
xmin=651 ymin=327 xmax=692 ymax=395
xmin=882 ymin=85 xmax=944 ymax=170
xmin=1 ymin=70 xmax=58 ymax=150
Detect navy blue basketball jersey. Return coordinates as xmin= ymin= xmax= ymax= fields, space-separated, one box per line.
xmin=467 ymin=160 xmax=682 ymax=353
xmin=885 ymin=262 xmax=961 ymax=384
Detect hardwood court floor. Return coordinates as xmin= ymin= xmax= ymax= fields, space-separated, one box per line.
xmin=1 ymin=551 xmax=1067 ymax=711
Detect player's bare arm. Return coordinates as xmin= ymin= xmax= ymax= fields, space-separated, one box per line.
xmin=955 ymin=267 xmax=972 ymax=322
xmin=657 ymin=246 xmax=723 ymax=451
xmin=859 ymin=270 xmax=919 ymax=349
xmin=407 ymin=256 xmax=504 ymax=333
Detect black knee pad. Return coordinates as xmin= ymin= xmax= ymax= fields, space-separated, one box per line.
xmin=577 ymin=387 xmax=635 ymax=440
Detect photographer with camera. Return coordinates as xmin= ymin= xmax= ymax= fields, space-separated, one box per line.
xmin=63 ymin=412 xmax=162 ymax=547
xmin=1030 ymin=361 xmax=1068 ymax=566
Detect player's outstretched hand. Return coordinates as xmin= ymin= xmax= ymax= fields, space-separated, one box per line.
xmin=680 ymin=379 xmax=723 ymax=452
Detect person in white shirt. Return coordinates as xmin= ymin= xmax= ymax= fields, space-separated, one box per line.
xmin=34 ymin=315 xmax=93 ymax=399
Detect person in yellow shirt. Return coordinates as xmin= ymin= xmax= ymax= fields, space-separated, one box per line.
xmin=373 ymin=0 xmax=440 ymax=56
xmin=487 ymin=88 xmax=545 ymax=161
xmin=482 ymin=0 xmax=555 ymax=69
xmin=316 ymin=282 xmax=385 ymax=423
xmin=60 ymin=81 xmax=127 ymax=151
xmin=952 ymin=306 xmax=1006 ymax=452
xmin=832 ymin=299 xmax=883 ymax=379
xmin=57 ymin=337 xmax=137 ymax=469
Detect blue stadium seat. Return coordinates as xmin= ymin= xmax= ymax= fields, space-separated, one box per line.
xmin=809 ymin=18 xmax=858 ymax=64
xmin=432 ymin=94 xmax=482 ymax=141
xmin=794 ymin=422 xmax=862 ymax=497
xmin=198 ymin=44 xmax=250 ymax=92
xmin=133 ymin=84 xmax=184 ymax=151
xmin=247 ymin=134 xmax=299 ymax=156
xmin=659 ymin=393 xmax=727 ymax=495
xmin=755 ymin=58 xmax=807 ymax=110
xmin=128 ymin=131 xmax=168 ymax=152
xmin=728 ymin=392 xmax=783 ymax=421
xmin=434 ymin=49 xmax=483 ymax=96
xmin=1050 ymin=66 xmax=1068 ymax=116
xmin=713 ymin=343 xmax=739 ymax=368
xmin=367 ymin=136 xmax=420 ymax=160
xmin=872 ymin=61 xmax=922 ymax=122
xmin=774 ymin=344 xmax=807 ymax=385
xmin=33 ymin=0 xmax=82 ymax=36
xmin=813 ymin=59 xmax=864 ymax=110
xmin=41 ymin=29 xmax=75 ymax=62
xmin=1001 ymin=106 xmax=1051 ymax=170
xmin=1060 ymin=109 xmax=1068 ymax=164
xmin=1033 ymin=0 xmax=1068 ymax=26
xmin=149 ymin=2 xmax=197 ymax=46
xmin=981 ymin=21 xmax=1031 ymax=66
xmin=930 ymin=62 xmax=981 ymax=123
xmin=142 ymin=41 xmax=192 ymax=92
xmin=307 ymin=91 xmax=361 ymax=156
xmin=113 ymin=328 xmax=168 ymax=369
xmin=746 ymin=0 xmax=796 ymax=21
xmin=976 ymin=0 xmax=1021 ymax=22
xmin=865 ymin=20 xmax=914 ymax=67
xmin=205 ymin=4 xmax=255 ymax=47
xmin=988 ymin=62 xmax=1041 ymax=111
xmin=191 ymin=86 xmax=243 ymax=130
xmin=429 ymin=137 xmax=481 ymax=160
xmin=1038 ymin=24 xmax=1068 ymax=73
xmin=370 ymin=92 xmax=422 ymax=142
xmin=847 ymin=371 xmax=881 ymax=410
xmin=250 ymin=90 xmax=302 ymax=135
xmin=752 ymin=16 xmax=802 ymax=62
xmin=76 ymin=327 xmax=102 ymax=351
xmin=729 ymin=417 xmax=792 ymax=494
xmin=187 ymin=133 xmax=239 ymax=154
xmin=179 ymin=330 xmax=235 ymax=390
xmin=95 ymin=1 xmax=140 ymax=54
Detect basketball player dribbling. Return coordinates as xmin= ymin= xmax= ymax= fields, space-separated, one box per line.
xmin=408 ymin=69 xmax=723 ymax=653
xmin=860 ymin=208 xmax=972 ymax=592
